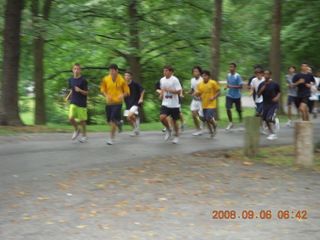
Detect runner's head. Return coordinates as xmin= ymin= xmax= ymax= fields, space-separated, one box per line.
xmin=229 ymin=63 xmax=236 ymax=73
xmin=201 ymin=70 xmax=211 ymax=83
xmin=288 ymin=65 xmax=296 ymax=74
xmin=192 ymin=66 xmax=203 ymax=79
xmin=163 ymin=65 xmax=174 ymax=79
xmin=254 ymin=69 xmax=264 ymax=80
xmin=124 ymin=70 xmax=133 ymax=83
xmin=264 ymin=70 xmax=272 ymax=81
xmin=72 ymin=63 xmax=82 ymax=77
xmin=109 ymin=63 xmax=119 ymax=78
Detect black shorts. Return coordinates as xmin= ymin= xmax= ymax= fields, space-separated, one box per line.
xmin=160 ymin=106 xmax=180 ymax=120
xmin=106 ymin=104 xmax=122 ymax=123
xmin=226 ymin=96 xmax=242 ymax=112
xmin=296 ymin=97 xmax=309 ymax=106
xmin=262 ymin=103 xmax=278 ymax=121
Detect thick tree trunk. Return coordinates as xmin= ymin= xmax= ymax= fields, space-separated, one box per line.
xmin=32 ymin=0 xmax=53 ymax=125
xmin=269 ymin=0 xmax=284 ymax=114
xmin=210 ymin=0 xmax=222 ymax=120
xmin=0 ymin=0 xmax=24 ymax=126
xmin=127 ymin=0 xmax=146 ymax=122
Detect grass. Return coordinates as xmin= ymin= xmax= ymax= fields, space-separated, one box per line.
xmin=218 ymin=145 xmax=320 ymax=171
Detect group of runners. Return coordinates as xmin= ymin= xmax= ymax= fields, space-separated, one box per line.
xmin=66 ymin=61 xmax=319 ymax=144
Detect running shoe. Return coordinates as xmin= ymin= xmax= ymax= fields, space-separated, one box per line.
xmin=286 ymin=120 xmax=292 ymax=126
xmin=72 ymin=129 xmax=80 ymax=140
xmin=164 ymin=129 xmax=172 ymax=141
xmin=225 ymin=122 xmax=233 ymax=130
xmin=107 ymin=138 xmax=115 ymax=145
xmin=118 ymin=120 xmax=124 ymax=133
xmin=192 ymin=130 xmax=203 ymax=136
xmin=267 ymin=134 xmax=278 ymax=140
xmin=172 ymin=136 xmax=179 ymax=144
xmin=79 ymin=136 xmax=88 ymax=143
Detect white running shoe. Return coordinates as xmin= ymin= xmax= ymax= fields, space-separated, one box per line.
xmin=107 ymin=138 xmax=115 ymax=145
xmin=226 ymin=122 xmax=233 ymax=130
xmin=164 ymin=129 xmax=172 ymax=141
xmin=192 ymin=130 xmax=203 ymax=136
xmin=286 ymin=120 xmax=292 ymax=126
xmin=275 ymin=118 xmax=280 ymax=133
xmin=267 ymin=134 xmax=278 ymax=140
xmin=72 ymin=129 xmax=80 ymax=140
xmin=79 ymin=136 xmax=88 ymax=143
xmin=172 ymin=136 xmax=179 ymax=144
xmin=260 ymin=128 xmax=268 ymax=135
xmin=207 ymin=132 xmax=214 ymax=139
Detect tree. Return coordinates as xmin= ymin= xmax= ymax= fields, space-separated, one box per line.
xmin=269 ymin=0 xmax=284 ymax=114
xmin=211 ymin=0 xmax=222 ymax=120
xmin=31 ymin=0 xmax=53 ymax=125
xmin=0 ymin=0 xmax=24 ymax=126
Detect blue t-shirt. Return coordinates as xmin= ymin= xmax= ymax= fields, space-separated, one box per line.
xmin=292 ymin=72 xmax=315 ymax=98
xmin=69 ymin=76 xmax=88 ymax=107
xmin=258 ymin=80 xmax=281 ymax=105
xmin=125 ymin=80 xmax=144 ymax=109
xmin=226 ymin=72 xmax=242 ymax=99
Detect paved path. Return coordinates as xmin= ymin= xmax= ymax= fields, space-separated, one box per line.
xmin=0 ymin=118 xmax=319 ymax=240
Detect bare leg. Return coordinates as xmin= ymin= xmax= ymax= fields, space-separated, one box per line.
xmin=172 ymin=119 xmax=179 ymax=137
xmin=227 ymin=108 xmax=233 ymax=122
xmin=69 ymin=116 xmax=78 ymax=130
xmin=160 ymin=114 xmax=170 ymax=130
xmin=110 ymin=121 xmax=116 ymax=139
xmin=299 ymin=103 xmax=309 ymax=121
xmin=127 ymin=112 xmax=136 ymax=128
xmin=192 ymin=110 xmax=200 ymax=130
xmin=288 ymin=104 xmax=292 ymax=120
xmin=80 ymin=120 xmax=87 ymax=136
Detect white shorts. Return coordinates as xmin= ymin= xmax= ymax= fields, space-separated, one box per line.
xmin=190 ymin=100 xmax=203 ymax=117
xmin=124 ymin=105 xmax=139 ymax=117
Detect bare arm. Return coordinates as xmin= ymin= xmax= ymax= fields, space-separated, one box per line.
xmin=66 ymin=90 xmax=72 ymax=101
xmin=138 ymin=90 xmax=145 ymax=104
xmin=74 ymin=86 xmax=88 ymax=95
xmin=209 ymin=89 xmax=221 ymax=101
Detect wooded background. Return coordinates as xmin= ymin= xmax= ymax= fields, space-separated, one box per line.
xmin=0 ymin=0 xmax=319 ymax=126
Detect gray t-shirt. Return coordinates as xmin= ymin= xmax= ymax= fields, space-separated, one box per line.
xmin=286 ymin=74 xmax=297 ymax=97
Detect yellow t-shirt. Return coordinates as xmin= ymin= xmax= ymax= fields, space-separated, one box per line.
xmin=196 ymin=80 xmax=220 ymax=109
xmin=100 ymin=74 xmax=130 ymax=104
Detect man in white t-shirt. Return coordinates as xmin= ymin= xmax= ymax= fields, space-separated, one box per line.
xmin=250 ymin=69 xmax=265 ymax=117
xmin=159 ymin=65 xmax=182 ymax=144
xmin=185 ymin=66 xmax=205 ymax=136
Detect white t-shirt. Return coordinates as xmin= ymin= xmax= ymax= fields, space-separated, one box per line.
xmin=250 ymin=77 xmax=265 ymax=103
xmin=160 ymin=75 xmax=182 ymax=108
xmin=191 ymin=76 xmax=203 ymax=101
xmin=309 ymin=77 xmax=320 ymax=100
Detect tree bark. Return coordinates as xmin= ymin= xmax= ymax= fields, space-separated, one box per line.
xmin=0 ymin=0 xmax=24 ymax=126
xmin=210 ymin=0 xmax=222 ymax=120
xmin=269 ymin=0 xmax=284 ymax=114
xmin=32 ymin=0 xmax=53 ymax=125
xmin=127 ymin=0 xmax=146 ymax=122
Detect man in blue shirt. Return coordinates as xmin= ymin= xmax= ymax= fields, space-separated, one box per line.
xmin=225 ymin=63 xmax=243 ymax=130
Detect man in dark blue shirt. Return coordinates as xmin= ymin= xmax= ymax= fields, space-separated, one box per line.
xmin=258 ymin=70 xmax=281 ymax=140
xmin=124 ymin=70 xmax=145 ymax=136
xmin=66 ymin=63 xmax=88 ymax=142
xmin=292 ymin=62 xmax=315 ymax=121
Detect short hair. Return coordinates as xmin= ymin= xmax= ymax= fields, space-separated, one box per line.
xmin=264 ymin=70 xmax=272 ymax=75
xmin=288 ymin=65 xmax=296 ymax=70
xmin=163 ymin=65 xmax=174 ymax=72
xmin=229 ymin=62 xmax=237 ymax=68
xmin=301 ymin=61 xmax=309 ymax=66
xmin=73 ymin=63 xmax=81 ymax=68
xmin=125 ymin=70 xmax=133 ymax=75
xmin=202 ymin=70 xmax=211 ymax=77
xmin=254 ymin=64 xmax=263 ymax=70
xmin=254 ymin=69 xmax=264 ymax=74
xmin=192 ymin=66 xmax=203 ymax=74
xmin=109 ymin=63 xmax=119 ymax=70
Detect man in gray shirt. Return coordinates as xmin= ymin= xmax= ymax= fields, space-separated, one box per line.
xmin=285 ymin=66 xmax=298 ymax=126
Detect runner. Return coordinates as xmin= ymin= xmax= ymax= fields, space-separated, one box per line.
xmin=195 ymin=70 xmax=220 ymax=139
xmin=124 ymin=70 xmax=145 ymax=136
xmin=225 ymin=63 xmax=243 ymax=130
xmin=185 ymin=66 xmax=205 ymax=136
xmin=258 ymin=70 xmax=281 ymax=140
xmin=159 ymin=65 xmax=182 ymax=144
xmin=285 ymin=66 xmax=298 ymax=126
xmin=65 ymin=63 xmax=89 ymax=143
xmin=100 ymin=64 xmax=130 ymax=145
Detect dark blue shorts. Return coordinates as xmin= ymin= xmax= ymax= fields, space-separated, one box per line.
xmin=262 ymin=103 xmax=278 ymax=121
xmin=106 ymin=104 xmax=122 ymax=123
xmin=256 ymin=102 xmax=263 ymax=115
xmin=226 ymin=97 xmax=241 ymax=112
xmin=203 ymin=108 xmax=216 ymax=121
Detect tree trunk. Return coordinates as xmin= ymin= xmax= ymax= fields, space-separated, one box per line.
xmin=0 ymin=0 xmax=24 ymax=126
xmin=32 ymin=0 xmax=53 ymax=125
xmin=210 ymin=0 xmax=222 ymax=120
xmin=269 ymin=0 xmax=284 ymax=114
xmin=127 ymin=0 xmax=146 ymax=122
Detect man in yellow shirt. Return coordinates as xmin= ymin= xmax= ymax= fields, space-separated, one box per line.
xmin=100 ymin=64 xmax=130 ymax=145
xmin=195 ymin=70 xmax=220 ymax=139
